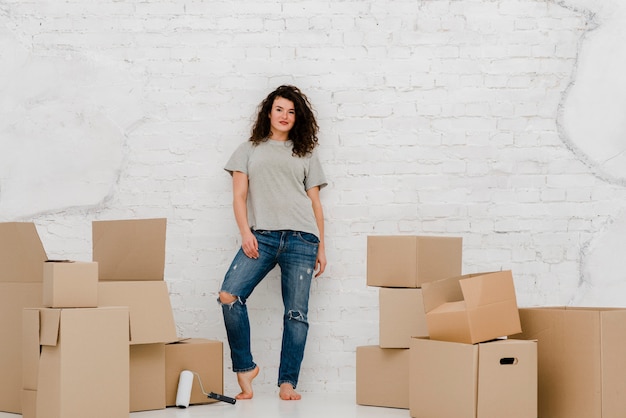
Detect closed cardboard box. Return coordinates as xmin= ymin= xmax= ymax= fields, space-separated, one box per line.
xmin=367 ymin=236 xmax=462 ymax=288
xmin=23 ymin=307 xmax=130 ymax=418
xmin=165 ymin=338 xmax=224 ymax=406
xmin=513 ymin=307 xmax=626 ymax=418
xmin=410 ymin=337 xmax=537 ymax=418
xmin=422 ymin=271 xmax=521 ymax=344
xmin=43 ymin=261 xmax=98 ymax=308
xmin=379 ymin=288 xmax=429 ymax=348
xmin=356 ymin=345 xmax=409 ymax=409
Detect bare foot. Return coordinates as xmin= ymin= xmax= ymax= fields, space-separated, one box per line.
xmin=279 ymin=383 xmax=301 ymax=400
xmin=235 ymin=366 xmax=260 ymax=400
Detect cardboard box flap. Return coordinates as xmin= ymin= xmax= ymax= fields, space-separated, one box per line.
xmin=93 ymin=218 xmax=166 ymax=281
xmin=460 ymin=271 xmax=517 ymax=309
xmin=0 ymin=222 xmax=48 ymax=283
xmin=98 ymin=281 xmax=177 ymax=344
xmin=39 ymin=309 xmax=61 ymax=346
xmin=422 ymin=275 xmax=465 ymax=313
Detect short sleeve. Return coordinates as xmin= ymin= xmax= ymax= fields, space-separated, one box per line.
xmin=305 ymin=149 xmax=327 ymax=191
xmin=224 ymin=141 xmax=252 ymax=176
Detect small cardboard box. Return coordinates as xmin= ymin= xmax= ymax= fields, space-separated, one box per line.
xmin=130 ymin=344 xmax=166 ymax=412
xmin=356 ymin=345 xmax=409 ymax=409
xmin=422 ymin=271 xmax=521 ymax=344
xmin=367 ymin=236 xmax=462 ymax=288
xmin=43 ymin=261 xmax=98 ymax=308
xmin=379 ymin=288 xmax=429 ymax=348
xmin=410 ymin=337 xmax=537 ymax=418
xmin=513 ymin=307 xmax=626 ymax=418
xmin=23 ymin=307 xmax=130 ymax=418
xmin=165 ymin=338 xmax=224 ymax=407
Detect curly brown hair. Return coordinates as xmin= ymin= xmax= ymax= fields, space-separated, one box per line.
xmin=250 ymin=85 xmax=319 ymax=157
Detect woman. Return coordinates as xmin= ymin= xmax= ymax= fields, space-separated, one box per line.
xmin=218 ymin=85 xmax=327 ymax=401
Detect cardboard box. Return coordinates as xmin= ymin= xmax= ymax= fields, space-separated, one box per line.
xmin=43 ymin=261 xmax=98 ymax=308
xmin=379 ymin=288 xmax=429 ymax=348
xmin=130 ymin=344 xmax=166 ymax=412
xmin=93 ymin=218 xmax=166 ymax=281
xmin=21 ymin=389 xmax=36 ymax=418
xmin=0 ymin=222 xmax=48 ymax=283
xmin=410 ymin=337 xmax=537 ymax=418
xmin=1 ymin=283 xmax=42 ymax=413
xmin=165 ymin=338 xmax=224 ymax=407
xmin=0 ymin=221 xmax=47 ymax=413
xmin=93 ymin=218 xmax=177 ymax=345
xmin=356 ymin=345 xmax=409 ymax=409
xmin=367 ymin=236 xmax=462 ymax=288
xmin=422 ymin=271 xmax=521 ymax=344
xmin=513 ymin=307 xmax=626 ymax=418
xmin=23 ymin=307 xmax=130 ymax=418
xmin=98 ymin=281 xmax=177 ymax=344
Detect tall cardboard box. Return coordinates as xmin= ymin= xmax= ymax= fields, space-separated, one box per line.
xmin=410 ymin=337 xmax=537 ymax=418
xmin=367 ymin=236 xmax=462 ymax=288
xmin=513 ymin=307 xmax=626 ymax=418
xmin=379 ymin=288 xmax=428 ymax=348
xmin=421 ymin=271 xmax=521 ymax=344
xmin=0 ymin=222 xmax=47 ymax=414
xmin=93 ymin=218 xmax=177 ymax=345
xmin=93 ymin=218 xmax=177 ymax=412
xmin=356 ymin=345 xmax=409 ymax=409
xmin=165 ymin=338 xmax=224 ymax=406
xmin=23 ymin=307 xmax=130 ymax=418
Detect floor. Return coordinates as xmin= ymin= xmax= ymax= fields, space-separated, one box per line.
xmin=0 ymin=393 xmax=409 ymax=418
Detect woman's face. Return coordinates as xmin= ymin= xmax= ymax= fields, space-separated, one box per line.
xmin=268 ymin=96 xmax=295 ymax=140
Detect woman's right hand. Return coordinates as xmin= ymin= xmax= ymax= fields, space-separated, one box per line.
xmin=241 ymin=230 xmax=259 ymax=259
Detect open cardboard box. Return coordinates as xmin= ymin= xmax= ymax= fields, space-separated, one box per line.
xmin=0 ymin=222 xmax=47 ymax=414
xmin=422 ymin=270 xmax=521 ymax=344
xmin=22 ymin=307 xmax=130 ymax=418
xmin=93 ymin=218 xmax=177 ymax=345
xmin=410 ymin=337 xmax=537 ymax=418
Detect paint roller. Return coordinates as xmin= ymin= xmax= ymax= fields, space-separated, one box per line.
xmin=176 ymin=370 xmax=236 ymax=408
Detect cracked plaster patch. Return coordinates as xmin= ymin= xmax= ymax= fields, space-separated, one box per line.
xmin=0 ymin=17 xmax=144 ymax=220
xmin=558 ymin=0 xmax=626 ymax=305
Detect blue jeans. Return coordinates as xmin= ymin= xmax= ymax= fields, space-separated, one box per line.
xmin=218 ymin=229 xmax=319 ymax=389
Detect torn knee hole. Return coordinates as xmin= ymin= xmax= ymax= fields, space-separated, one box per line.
xmin=219 ymin=292 xmax=237 ymax=305
xmin=287 ymin=310 xmax=307 ymax=322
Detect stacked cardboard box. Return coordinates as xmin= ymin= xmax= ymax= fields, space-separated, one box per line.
xmin=357 ymin=235 xmax=537 ymax=418
xmin=356 ymin=236 xmax=463 ymax=409
xmin=0 ymin=219 xmax=224 ymax=416
xmin=413 ymin=271 xmax=536 ymax=418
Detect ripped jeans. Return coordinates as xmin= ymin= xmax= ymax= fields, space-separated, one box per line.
xmin=218 ymin=229 xmax=319 ymax=389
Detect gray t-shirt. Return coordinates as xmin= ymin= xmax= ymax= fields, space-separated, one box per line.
xmin=224 ymin=139 xmax=327 ymax=238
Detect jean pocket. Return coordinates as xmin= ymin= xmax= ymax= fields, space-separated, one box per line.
xmin=297 ymin=232 xmax=320 ymax=245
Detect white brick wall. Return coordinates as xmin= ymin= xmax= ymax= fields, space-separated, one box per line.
xmin=2 ymin=0 xmax=625 ymax=395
